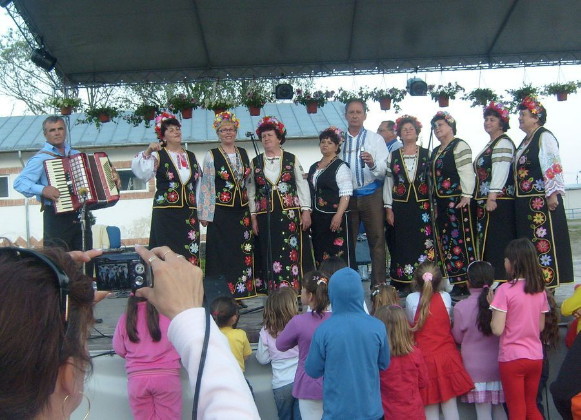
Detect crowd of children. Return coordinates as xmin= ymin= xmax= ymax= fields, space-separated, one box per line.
xmin=111 ymin=237 xmax=580 ymax=420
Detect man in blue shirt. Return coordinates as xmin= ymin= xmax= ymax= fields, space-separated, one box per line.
xmin=14 ymin=116 xmax=92 ymax=251
xmin=377 ymin=120 xmax=402 ymax=154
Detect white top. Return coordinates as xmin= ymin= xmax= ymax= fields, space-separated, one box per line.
xmin=474 ymin=136 xmax=515 ymax=195
xmin=405 ymin=291 xmax=453 ymax=324
xmin=311 ymin=162 xmax=354 ymax=197
xmin=132 ymin=150 xmax=191 ymax=183
xmin=247 ymin=153 xmax=311 ymax=213
xmin=168 ymin=308 xmax=260 ymax=419
xmin=341 ymin=128 xmax=388 ymax=189
xmin=256 ymin=327 xmax=299 ymax=389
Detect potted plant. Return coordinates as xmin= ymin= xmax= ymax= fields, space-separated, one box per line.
xmin=462 ymin=88 xmax=500 ymax=108
xmin=369 ymin=87 xmax=407 ymax=111
xmin=202 ymin=97 xmax=238 ymax=115
xmin=47 ymin=96 xmax=82 ymax=116
xmin=168 ymin=94 xmax=199 ymax=119
xmin=506 ymin=84 xmax=539 ymax=110
xmin=543 ymin=81 xmax=580 ymax=101
xmin=429 ymin=82 xmax=465 ymax=107
xmin=241 ymin=85 xmax=273 ymax=116
xmin=78 ymin=105 xmax=120 ymax=128
xmin=293 ymin=89 xmax=334 ymax=114
xmin=124 ymin=103 xmax=160 ymax=127
xmin=334 ymin=87 xmax=371 ymax=105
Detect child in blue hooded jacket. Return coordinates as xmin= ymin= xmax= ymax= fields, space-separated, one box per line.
xmin=305 ymin=267 xmax=390 ymax=420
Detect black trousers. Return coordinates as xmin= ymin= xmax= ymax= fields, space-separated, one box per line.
xmin=43 ymin=208 xmax=92 ymax=252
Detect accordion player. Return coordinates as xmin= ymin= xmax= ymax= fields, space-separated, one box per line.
xmin=43 ymin=152 xmax=120 ymax=214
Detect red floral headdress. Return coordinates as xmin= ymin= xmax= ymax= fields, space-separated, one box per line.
xmin=324 ymin=126 xmax=344 ymax=141
xmin=154 ymin=111 xmax=178 ymax=139
xmin=394 ymin=114 xmax=423 ymax=132
xmin=213 ymin=111 xmax=240 ymax=131
xmin=520 ymin=96 xmax=544 ymax=118
xmin=256 ymin=115 xmax=286 ymax=137
xmin=432 ymin=110 xmax=455 ymax=126
xmin=484 ymin=102 xmax=510 ymax=124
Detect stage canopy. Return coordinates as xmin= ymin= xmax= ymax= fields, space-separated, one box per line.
xmin=8 ymin=0 xmax=581 ymax=87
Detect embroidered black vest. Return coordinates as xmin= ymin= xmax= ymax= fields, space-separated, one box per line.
xmin=252 ymin=151 xmax=300 ymax=214
xmin=307 ymin=158 xmax=346 ymax=213
xmin=431 ymin=138 xmax=464 ymax=198
xmin=514 ymin=127 xmax=554 ymax=197
xmin=391 ymin=147 xmax=430 ymax=203
xmin=474 ymin=135 xmax=515 ymax=200
xmin=211 ymin=147 xmax=251 ymax=207
xmin=152 ymin=148 xmax=199 ymax=209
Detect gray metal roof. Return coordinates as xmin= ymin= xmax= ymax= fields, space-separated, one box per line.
xmin=0 ymin=102 xmax=347 ymax=153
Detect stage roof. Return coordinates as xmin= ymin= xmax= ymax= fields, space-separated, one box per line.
xmin=9 ymin=0 xmax=581 ymax=87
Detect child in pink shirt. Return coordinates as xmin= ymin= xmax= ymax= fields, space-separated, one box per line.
xmin=113 ymin=296 xmax=182 ymax=420
xmin=490 ymin=238 xmax=549 ymax=420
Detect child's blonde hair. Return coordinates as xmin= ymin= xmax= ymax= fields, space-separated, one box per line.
xmin=370 ymin=284 xmax=398 ymax=315
xmin=411 ymin=261 xmax=443 ymax=331
xmin=375 ymin=305 xmax=414 ymax=357
xmin=263 ymin=287 xmax=298 ymax=338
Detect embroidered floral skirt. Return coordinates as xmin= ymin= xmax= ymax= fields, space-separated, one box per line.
xmin=433 ymin=196 xmax=477 ymax=284
xmin=475 ymin=198 xmax=516 ymax=281
xmin=311 ymin=210 xmax=356 ymax=270
xmin=205 ymin=205 xmax=257 ymax=299
xmin=514 ymin=194 xmax=573 ymax=287
xmin=254 ymin=201 xmax=315 ymax=292
xmin=390 ymin=199 xmax=436 ymax=284
xmin=149 ymin=206 xmax=199 ymax=266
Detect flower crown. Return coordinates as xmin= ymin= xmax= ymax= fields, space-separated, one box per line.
xmin=394 ymin=114 xmax=423 ymax=132
xmin=484 ymin=101 xmax=510 ymax=124
xmin=256 ymin=115 xmax=286 ymax=137
xmin=432 ymin=111 xmax=455 ymax=126
xmin=520 ymin=96 xmax=544 ymax=118
xmin=154 ymin=111 xmax=178 ymax=139
xmin=213 ymin=111 xmax=240 ymax=131
xmin=324 ymin=126 xmax=344 ymax=141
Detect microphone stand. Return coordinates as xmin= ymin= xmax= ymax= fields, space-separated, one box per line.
xmin=79 ymin=189 xmax=89 ymax=275
xmin=246 ymin=131 xmax=274 ymax=289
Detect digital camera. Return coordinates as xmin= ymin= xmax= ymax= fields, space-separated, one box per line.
xmin=93 ymin=251 xmax=153 ymax=291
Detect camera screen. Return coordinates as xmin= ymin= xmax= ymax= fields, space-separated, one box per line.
xmin=94 ymin=251 xmax=152 ymax=291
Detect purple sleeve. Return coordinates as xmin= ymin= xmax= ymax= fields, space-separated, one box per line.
xmin=112 ymin=314 xmax=128 ymax=358
xmin=276 ymin=316 xmax=299 ymax=352
xmin=451 ymin=303 xmax=466 ymax=344
xmin=490 ymin=283 xmax=508 ymax=312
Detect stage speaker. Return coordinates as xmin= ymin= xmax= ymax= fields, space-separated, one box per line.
xmin=30 ymin=48 xmax=57 ymax=72
xmin=203 ymin=274 xmax=232 ymax=309
xmin=275 ymin=83 xmax=294 ymax=100
xmin=407 ymin=78 xmax=428 ymax=96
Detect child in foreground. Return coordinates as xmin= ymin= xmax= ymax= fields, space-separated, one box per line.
xmin=375 ymin=304 xmax=428 ymax=420
xmin=256 ymin=287 xmax=302 ymax=420
xmin=490 ymin=238 xmax=549 ymax=420
xmin=405 ymin=261 xmax=474 ymax=420
xmin=113 ymin=295 xmax=182 ymax=420
xmin=452 ymin=261 xmax=506 ymax=420
xmin=305 ymin=267 xmax=390 ymax=420
xmin=276 ymin=270 xmax=332 ymax=420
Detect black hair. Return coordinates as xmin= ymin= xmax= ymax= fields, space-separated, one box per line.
xmin=318 ymin=128 xmax=341 ymax=153
xmin=210 ymin=296 xmax=239 ymax=328
xmin=467 ymin=261 xmax=495 ymax=336
xmin=483 ymin=108 xmax=510 ymax=132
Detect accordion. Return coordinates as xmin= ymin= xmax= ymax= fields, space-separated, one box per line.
xmin=43 ymin=152 xmax=120 ymax=214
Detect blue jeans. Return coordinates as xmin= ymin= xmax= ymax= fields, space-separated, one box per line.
xmin=273 ymin=383 xmax=301 ymax=420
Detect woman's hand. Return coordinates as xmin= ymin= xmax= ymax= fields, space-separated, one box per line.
xmin=68 ymin=248 xmax=103 ymax=264
xmin=456 ymin=196 xmax=471 ymax=208
xmin=300 ymin=210 xmax=312 ymax=231
xmin=485 ymin=198 xmax=497 ymax=212
xmin=145 ymin=142 xmax=162 ymax=157
xmin=251 ymin=214 xmax=259 ymax=236
xmin=330 ymin=213 xmax=342 ymax=232
xmin=547 ymin=192 xmax=559 ymax=211
xmin=385 ymin=208 xmax=395 ymax=226
xmin=135 ymin=246 xmax=204 ymax=319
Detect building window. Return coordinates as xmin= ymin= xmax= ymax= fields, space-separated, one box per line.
xmin=0 ymin=176 xmax=8 ymax=198
xmin=117 ymin=169 xmax=147 ymax=192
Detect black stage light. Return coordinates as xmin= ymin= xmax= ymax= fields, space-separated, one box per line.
xmin=275 ymin=83 xmax=294 ymax=100
xmin=407 ymin=78 xmax=428 ymax=96
xmin=30 ymin=48 xmax=57 ymax=72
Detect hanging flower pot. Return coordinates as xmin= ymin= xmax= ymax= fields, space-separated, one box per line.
xmin=306 ymin=101 xmax=318 ymax=114
xmin=60 ymin=106 xmax=73 ymax=116
xmin=143 ymin=108 xmax=156 ymax=121
xmin=556 ymin=92 xmax=568 ymax=102
xmin=378 ymin=97 xmax=392 ymax=111
xmin=213 ymin=108 xmax=226 ymax=115
xmin=248 ymin=106 xmax=261 ymax=116
xmin=98 ymin=113 xmax=111 ymax=123
xmin=438 ymin=95 xmax=450 ymax=107
xmin=181 ymin=107 xmax=193 ymax=119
